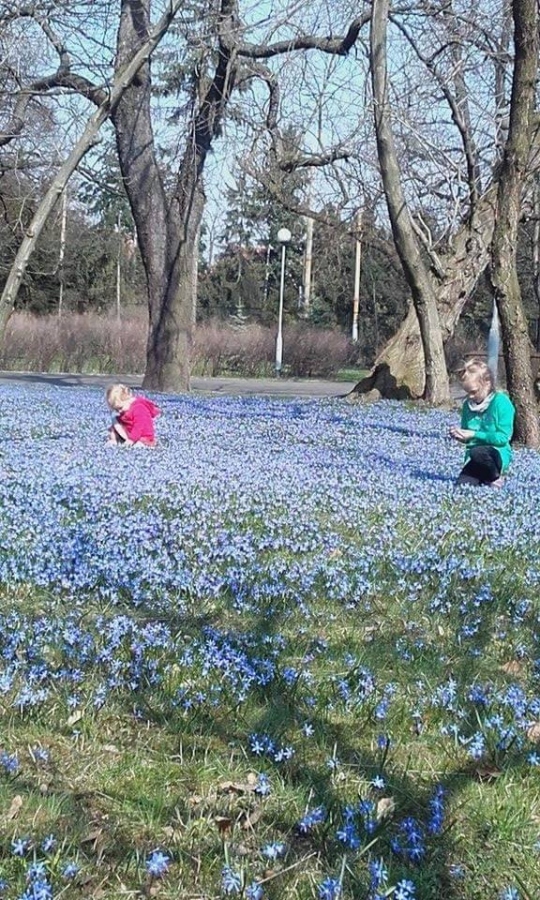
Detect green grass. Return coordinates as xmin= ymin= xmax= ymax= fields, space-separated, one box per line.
xmin=1 ymin=491 xmax=540 ymax=898
xmin=334 ymin=368 xmax=367 ymax=383
xmin=1 ymin=567 xmax=540 ymax=899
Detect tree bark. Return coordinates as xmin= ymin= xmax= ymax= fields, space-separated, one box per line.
xmin=370 ymin=0 xmax=449 ymax=403
xmin=351 ymin=184 xmax=498 ymax=398
xmin=489 ymin=0 xmax=539 ymax=446
xmin=0 ymin=0 xmax=183 ymax=336
xmin=112 ymin=0 xmax=238 ymax=392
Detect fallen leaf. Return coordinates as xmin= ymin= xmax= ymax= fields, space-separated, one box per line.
xmin=500 ymin=660 xmax=523 ymax=676
xmin=214 ymin=816 xmax=232 ymax=835
xmin=376 ymin=797 xmax=395 ymax=821
xmin=218 ymin=780 xmax=256 ymax=794
xmin=7 ymin=795 xmax=23 ymax=819
xmin=81 ymin=828 xmax=104 ymax=845
xmin=474 ymin=764 xmax=502 ymax=783
xmin=240 ymin=807 xmax=263 ymax=830
xmin=527 ymin=722 xmax=540 ymax=742
xmin=67 ymin=710 xmax=83 ymax=727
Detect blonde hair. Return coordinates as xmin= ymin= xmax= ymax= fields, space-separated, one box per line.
xmin=106 ymin=383 xmax=133 ymax=407
xmin=460 ymin=358 xmax=495 ymax=391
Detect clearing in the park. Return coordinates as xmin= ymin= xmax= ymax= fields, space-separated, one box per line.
xmin=0 ymin=383 xmax=539 ymax=900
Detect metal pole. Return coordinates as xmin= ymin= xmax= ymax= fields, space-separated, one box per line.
xmin=116 ymin=210 xmax=122 ymax=322
xmin=352 ymin=209 xmax=363 ymax=342
xmin=303 ymin=215 xmax=314 ymax=315
xmin=58 ymin=189 xmax=67 ymax=319
xmin=276 ymin=242 xmax=286 ymax=374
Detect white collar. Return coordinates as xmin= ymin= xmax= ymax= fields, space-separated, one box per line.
xmin=467 ymin=391 xmax=494 ymax=413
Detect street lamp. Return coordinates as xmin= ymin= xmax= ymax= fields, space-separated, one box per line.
xmin=275 ymin=227 xmax=292 ymax=374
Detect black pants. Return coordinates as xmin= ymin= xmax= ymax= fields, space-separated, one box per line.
xmin=459 ymin=446 xmax=502 ymax=484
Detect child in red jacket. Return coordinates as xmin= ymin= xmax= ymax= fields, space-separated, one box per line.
xmin=106 ymin=383 xmax=161 ymax=447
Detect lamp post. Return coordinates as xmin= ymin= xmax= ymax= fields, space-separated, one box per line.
xmin=275 ymin=227 xmax=292 ymax=374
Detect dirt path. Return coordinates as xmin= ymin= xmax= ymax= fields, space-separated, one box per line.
xmin=0 ymin=371 xmax=357 ymax=398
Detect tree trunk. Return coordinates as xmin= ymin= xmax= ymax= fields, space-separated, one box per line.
xmin=370 ymin=0 xmax=449 ymax=403
xmin=489 ymin=0 xmax=539 ymax=447
xmin=0 ymin=0 xmax=182 ymax=337
xmin=351 ymin=184 xmax=498 ymax=399
xmin=112 ymin=0 xmax=236 ymax=392
xmin=142 ymin=183 xmax=205 ymax=391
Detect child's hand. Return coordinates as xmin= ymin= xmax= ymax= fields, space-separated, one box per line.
xmin=449 ymin=427 xmax=475 ymax=443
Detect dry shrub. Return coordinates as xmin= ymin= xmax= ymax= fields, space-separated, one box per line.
xmin=0 ymin=312 xmax=352 ymax=378
xmin=0 ymin=311 xmax=147 ymax=373
xmin=283 ymin=324 xmax=353 ymax=377
xmin=192 ymin=322 xmax=274 ymax=376
xmin=193 ymin=320 xmax=352 ymax=377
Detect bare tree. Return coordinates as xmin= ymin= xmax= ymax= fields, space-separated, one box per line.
xmin=351 ymin=0 xmax=536 ymax=400
xmin=0 ymin=1 xmax=184 ymax=333
xmin=489 ymin=0 xmax=539 ymax=446
xmin=113 ymin=1 xmax=368 ymax=391
xmin=370 ymin=0 xmax=449 ymax=403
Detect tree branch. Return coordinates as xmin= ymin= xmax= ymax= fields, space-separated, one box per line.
xmin=390 ymin=14 xmax=481 ymax=213
xmin=0 ymin=6 xmax=107 ymax=148
xmin=236 ymin=13 xmax=370 ymax=60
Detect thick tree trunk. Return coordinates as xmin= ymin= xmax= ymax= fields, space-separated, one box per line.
xmin=112 ymin=0 xmax=236 ymax=392
xmin=112 ymin=0 xmax=190 ymax=391
xmin=143 ymin=182 xmax=205 ymax=391
xmin=0 ymin=0 xmax=182 ymax=335
xmin=351 ymin=185 xmax=498 ymax=399
xmin=370 ymin=0 xmax=449 ymax=403
xmin=489 ymin=0 xmax=539 ymax=447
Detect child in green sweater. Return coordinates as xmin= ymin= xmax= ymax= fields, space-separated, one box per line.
xmin=450 ymin=358 xmax=515 ymax=487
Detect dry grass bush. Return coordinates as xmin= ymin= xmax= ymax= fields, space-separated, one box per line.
xmin=1 ymin=311 xmax=147 ymax=374
xmin=0 ymin=312 xmax=353 ymax=378
xmin=193 ymin=321 xmax=275 ymax=376
xmin=283 ymin=324 xmax=353 ymax=377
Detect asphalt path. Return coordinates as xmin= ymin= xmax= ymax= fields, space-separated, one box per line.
xmin=0 ymin=370 xmax=357 ymax=399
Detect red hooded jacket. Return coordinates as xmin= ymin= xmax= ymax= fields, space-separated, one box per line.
xmin=117 ymin=396 xmax=161 ymax=445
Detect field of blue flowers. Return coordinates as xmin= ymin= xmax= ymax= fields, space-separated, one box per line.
xmin=1 ymin=382 xmax=540 ymax=900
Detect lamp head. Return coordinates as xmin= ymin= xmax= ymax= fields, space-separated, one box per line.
xmin=276 ymin=227 xmax=292 ymax=244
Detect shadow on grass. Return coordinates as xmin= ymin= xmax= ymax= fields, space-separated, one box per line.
xmin=1 ymin=580 xmax=537 ymax=899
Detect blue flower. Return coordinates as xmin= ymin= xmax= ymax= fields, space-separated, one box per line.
xmin=222 ymin=865 xmax=242 ymax=895
xmin=146 ymin=850 xmax=170 ymax=878
xmin=318 ymin=877 xmax=341 ymax=900
xmin=368 ymin=858 xmax=388 ymax=888
xmin=255 ymin=773 xmax=271 ymax=796
xmin=41 ymin=835 xmax=56 ymax=853
xmin=261 ymin=842 xmax=286 ymax=860
xmin=297 ymin=805 xmax=327 ymax=833
xmin=371 ymin=775 xmax=385 ymax=790
xmin=27 ymin=863 xmax=47 ymax=881
xmin=11 ymin=837 xmax=30 ymax=856
xmin=427 ymin=784 xmax=446 ymax=835
xmin=61 ymin=861 xmax=80 ymax=879
xmin=0 ymin=751 xmax=19 ymax=774
xmin=394 ymin=879 xmax=417 ymax=900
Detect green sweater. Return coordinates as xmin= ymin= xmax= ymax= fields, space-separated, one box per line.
xmin=460 ymin=391 xmax=515 ymax=472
